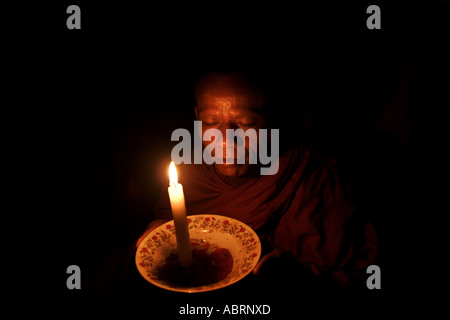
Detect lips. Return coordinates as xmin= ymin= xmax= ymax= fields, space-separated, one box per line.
xmin=218 ymin=158 xmax=238 ymax=167
xmin=220 ymin=163 xmax=238 ymax=168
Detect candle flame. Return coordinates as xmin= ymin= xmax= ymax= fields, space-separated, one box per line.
xmin=169 ymin=161 xmax=178 ymax=185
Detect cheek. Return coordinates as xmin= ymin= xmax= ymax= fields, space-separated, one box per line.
xmin=201 ymin=130 xmax=208 ymax=147
xmin=201 ymin=130 xmax=226 ymax=151
xmin=201 ymin=130 xmax=218 ymax=148
xmin=245 ymin=136 xmax=258 ymax=159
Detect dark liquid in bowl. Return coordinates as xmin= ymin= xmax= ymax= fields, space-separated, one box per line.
xmin=157 ymin=241 xmax=233 ymax=287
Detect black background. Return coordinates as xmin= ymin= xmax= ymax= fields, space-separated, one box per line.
xmin=9 ymin=0 xmax=449 ymax=317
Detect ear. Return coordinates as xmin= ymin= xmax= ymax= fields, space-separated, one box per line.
xmin=194 ymin=106 xmax=199 ymax=119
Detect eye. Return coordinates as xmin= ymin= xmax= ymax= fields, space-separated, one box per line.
xmin=202 ymin=120 xmax=219 ymax=126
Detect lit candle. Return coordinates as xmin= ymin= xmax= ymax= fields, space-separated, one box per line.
xmin=168 ymin=161 xmax=192 ymax=266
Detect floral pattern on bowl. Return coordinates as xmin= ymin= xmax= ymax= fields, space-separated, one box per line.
xmin=135 ymin=214 xmax=261 ymax=293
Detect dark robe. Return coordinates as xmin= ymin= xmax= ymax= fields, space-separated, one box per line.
xmin=155 ymin=146 xmax=378 ymax=286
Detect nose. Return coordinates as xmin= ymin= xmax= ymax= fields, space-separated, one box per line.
xmin=218 ymin=126 xmax=237 ymax=160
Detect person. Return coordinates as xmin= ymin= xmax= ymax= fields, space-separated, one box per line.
xmin=136 ymin=68 xmax=378 ymax=288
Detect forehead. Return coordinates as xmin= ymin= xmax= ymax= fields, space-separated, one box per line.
xmin=196 ymin=93 xmax=258 ymax=114
xmin=195 ymin=75 xmax=266 ymax=113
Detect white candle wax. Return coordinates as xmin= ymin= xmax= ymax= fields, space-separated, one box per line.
xmin=168 ymin=162 xmax=192 ymax=266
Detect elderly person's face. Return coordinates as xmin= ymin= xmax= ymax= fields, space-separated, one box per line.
xmin=195 ymin=73 xmax=267 ymax=178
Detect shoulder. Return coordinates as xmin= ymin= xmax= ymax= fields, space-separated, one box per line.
xmin=285 ymin=145 xmax=349 ymax=200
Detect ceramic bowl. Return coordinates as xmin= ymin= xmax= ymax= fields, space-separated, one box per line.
xmin=136 ymin=214 xmax=261 ymax=293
